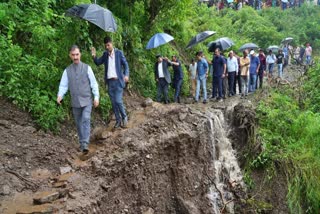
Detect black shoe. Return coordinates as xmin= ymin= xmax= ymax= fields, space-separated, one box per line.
xmin=114 ymin=121 xmax=121 ymax=128
xmin=82 ymin=148 xmax=89 ymax=154
xmin=203 ymin=99 xmax=207 ymax=104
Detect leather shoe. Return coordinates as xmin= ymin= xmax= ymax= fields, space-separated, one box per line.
xmin=114 ymin=121 xmax=121 ymax=128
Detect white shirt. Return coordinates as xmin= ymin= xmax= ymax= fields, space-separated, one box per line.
xmin=189 ymin=63 xmax=197 ymax=79
xmin=158 ymin=62 xmax=164 ymax=78
xmin=227 ymin=56 xmax=238 ymax=73
xmin=266 ymin=54 xmax=276 ymax=64
xmin=107 ymin=50 xmax=117 ymax=79
xmin=305 ymin=46 xmax=312 ymax=56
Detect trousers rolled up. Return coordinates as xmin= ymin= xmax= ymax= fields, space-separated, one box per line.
xmin=107 ymin=79 xmax=127 ymax=123
xmin=157 ymin=78 xmax=169 ymax=103
xmin=72 ymin=104 xmax=92 ymax=150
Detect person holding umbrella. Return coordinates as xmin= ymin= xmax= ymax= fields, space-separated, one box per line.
xmin=91 ymin=36 xmax=129 ymax=129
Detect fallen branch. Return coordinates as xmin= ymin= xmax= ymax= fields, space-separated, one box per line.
xmin=5 ymin=169 xmax=39 ymax=191
xmin=220 ymin=199 xmax=234 ymax=213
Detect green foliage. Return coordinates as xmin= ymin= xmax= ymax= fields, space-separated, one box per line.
xmin=255 ymin=88 xmax=320 ymax=213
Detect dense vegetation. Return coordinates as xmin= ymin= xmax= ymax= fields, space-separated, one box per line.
xmin=1 ymin=0 xmax=320 ymax=212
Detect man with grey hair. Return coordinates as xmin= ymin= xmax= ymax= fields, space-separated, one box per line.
xmin=57 ymin=45 xmax=99 ymax=153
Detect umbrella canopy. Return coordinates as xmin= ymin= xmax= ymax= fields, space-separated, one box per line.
xmin=207 ymin=37 xmax=234 ymax=52
xmin=281 ymin=37 xmax=293 ymax=44
xmin=239 ymin=43 xmax=259 ymax=51
xmin=66 ymin=4 xmax=117 ymax=32
xmin=267 ymin=45 xmax=279 ymax=53
xmin=146 ymin=33 xmax=174 ymax=50
xmin=186 ymin=31 xmax=216 ymax=49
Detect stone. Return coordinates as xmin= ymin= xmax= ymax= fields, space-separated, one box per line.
xmin=142 ymin=207 xmax=155 ymax=214
xmin=0 ymin=120 xmax=10 ymax=128
xmin=52 ymin=181 xmax=67 ymax=188
xmin=59 ymin=166 xmax=72 ymax=175
xmin=179 ymin=113 xmax=187 ymax=121
xmin=23 ymin=126 xmax=37 ymax=133
xmin=33 ymin=191 xmax=60 ymax=204
xmin=142 ymin=98 xmax=153 ymax=107
xmin=1 ymin=184 xmax=11 ymax=195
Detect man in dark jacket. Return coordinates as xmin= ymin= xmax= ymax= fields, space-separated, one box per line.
xmin=154 ymin=54 xmax=172 ymax=104
xmin=170 ymin=55 xmax=184 ymax=103
xmin=91 ymin=36 xmax=129 ymax=129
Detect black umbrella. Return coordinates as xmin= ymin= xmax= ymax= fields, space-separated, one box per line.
xmin=239 ymin=43 xmax=259 ymax=51
xmin=186 ymin=31 xmax=216 ymax=49
xmin=66 ymin=4 xmax=117 ymax=32
xmin=207 ymin=37 xmax=234 ymax=52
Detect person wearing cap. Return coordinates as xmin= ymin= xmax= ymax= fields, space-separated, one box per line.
xmin=188 ymin=59 xmax=197 ymax=98
xmin=257 ymin=49 xmax=266 ymax=89
xmin=239 ymin=50 xmax=250 ymax=98
xmin=195 ymin=51 xmax=209 ymax=104
xmin=248 ymin=50 xmax=260 ymax=93
xmin=154 ymin=54 xmax=172 ymax=104
xmin=226 ymin=50 xmax=238 ymax=96
xmin=91 ymin=36 xmax=129 ymax=129
xmin=170 ymin=55 xmax=184 ymax=103
xmin=276 ymin=49 xmax=285 ymax=79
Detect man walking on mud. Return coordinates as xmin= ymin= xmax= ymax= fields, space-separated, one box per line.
xmin=57 ymin=45 xmax=99 ymax=153
xmin=91 ymin=36 xmax=130 ymax=129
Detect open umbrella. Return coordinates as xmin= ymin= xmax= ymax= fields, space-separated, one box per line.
xmin=267 ymin=45 xmax=279 ymax=53
xmin=239 ymin=43 xmax=259 ymax=51
xmin=207 ymin=37 xmax=234 ymax=52
xmin=281 ymin=37 xmax=293 ymax=44
xmin=146 ymin=33 xmax=174 ymax=50
xmin=186 ymin=31 xmax=216 ymax=49
xmin=66 ymin=4 xmax=117 ymax=32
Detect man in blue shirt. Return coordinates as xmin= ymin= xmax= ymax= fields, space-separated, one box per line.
xmin=195 ymin=51 xmax=209 ymax=104
xmin=211 ymin=48 xmax=226 ymax=102
xmin=248 ymin=50 xmax=260 ymax=92
xmin=57 ymin=45 xmax=99 ymax=153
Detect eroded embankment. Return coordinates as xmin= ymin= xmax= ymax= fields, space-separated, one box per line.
xmin=1 ymin=96 xmax=253 ymax=214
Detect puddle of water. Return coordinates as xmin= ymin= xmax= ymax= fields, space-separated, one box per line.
xmin=0 ymin=193 xmax=52 ymax=214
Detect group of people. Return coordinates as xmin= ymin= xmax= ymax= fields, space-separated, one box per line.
xmin=56 ymin=35 xmax=312 ymax=154
xmin=57 ymin=36 xmax=129 ymax=153
xmin=200 ymin=0 xmax=320 ymax=11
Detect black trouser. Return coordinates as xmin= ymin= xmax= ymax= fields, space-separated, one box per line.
xmin=256 ymin=65 xmax=265 ymax=89
xmin=228 ymin=71 xmax=236 ymax=95
xmin=233 ymin=73 xmax=242 ymax=94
